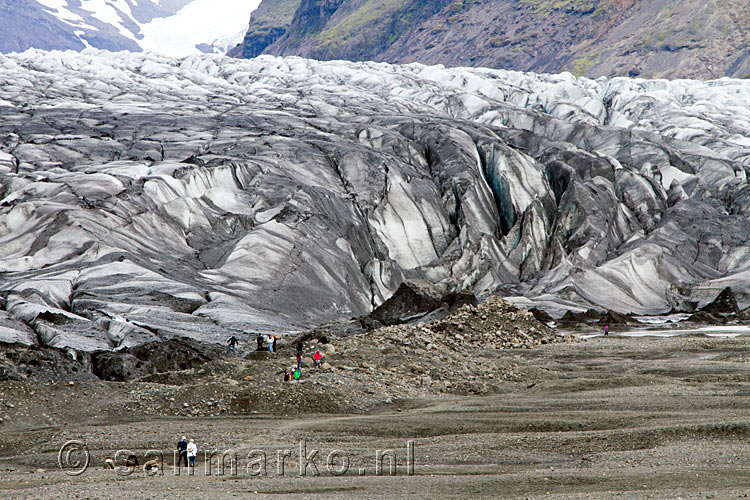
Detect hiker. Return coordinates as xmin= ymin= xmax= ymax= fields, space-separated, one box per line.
xmin=293 ymin=367 xmax=301 ymax=380
xmin=313 ymin=350 xmax=322 ymax=368
xmin=604 ymin=324 xmax=609 ymax=336
xmin=176 ymin=436 xmax=188 ymax=467
xmin=103 ymin=456 xmax=115 ymax=470
xmin=187 ymin=439 xmax=198 ymax=467
xmin=272 ymin=336 xmax=278 ymax=353
xmin=296 ymin=351 xmax=302 ymax=369
xmin=267 ymin=335 xmax=274 ymax=353
xmin=227 ymin=336 xmax=239 ymax=353
xmin=284 ymin=370 xmax=291 ymax=382
xmin=256 ymin=334 xmax=263 ymax=351
xmin=296 ymin=340 xmax=303 ymax=355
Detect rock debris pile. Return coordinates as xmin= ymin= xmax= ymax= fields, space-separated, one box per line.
xmin=0 ymin=295 xmax=576 ymax=415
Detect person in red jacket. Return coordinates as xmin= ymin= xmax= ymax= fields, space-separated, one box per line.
xmin=313 ymin=350 xmax=322 ymax=368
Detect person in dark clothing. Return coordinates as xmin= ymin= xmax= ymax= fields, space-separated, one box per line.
xmin=227 ymin=336 xmax=239 ymax=353
xmin=176 ymin=436 xmax=188 ymax=467
xmin=256 ymin=334 xmax=263 ymax=351
xmin=296 ymin=340 xmax=303 ymax=354
xmin=272 ymin=336 xmax=277 ymax=353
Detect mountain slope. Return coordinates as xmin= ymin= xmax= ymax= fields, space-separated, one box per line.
xmin=234 ymin=0 xmax=750 ymax=79
xmin=0 ymin=0 xmax=260 ymax=56
xmin=0 ymin=0 xmax=142 ymax=52
xmin=0 ymin=50 xmax=749 ymax=350
xmin=226 ymin=0 xmax=300 ymax=58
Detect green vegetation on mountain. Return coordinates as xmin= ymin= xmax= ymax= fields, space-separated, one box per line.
xmin=264 ymin=0 xmax=454 ymax=61
xmin=227 ymin=0 xmax=301 ymax=58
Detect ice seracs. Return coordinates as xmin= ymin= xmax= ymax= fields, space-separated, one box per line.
xmin=0 ymin=50 xmax=748 ymax=350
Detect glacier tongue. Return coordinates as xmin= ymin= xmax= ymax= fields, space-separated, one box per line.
xmin=0 ymin=50 xmax=748 ymax=350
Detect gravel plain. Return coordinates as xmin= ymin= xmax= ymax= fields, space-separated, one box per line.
xmin=2 ymin=334 xmax=750 ymax=499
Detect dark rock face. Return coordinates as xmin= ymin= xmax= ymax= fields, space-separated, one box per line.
xmin=686 ymin=311 xmax=727 ymax=324
xmin=529 ymin=308 xmax=554 ymax=324
xmin=370 ymin=280 xmax=445 ymax=327
xmin=228 ymin=0 xmax=302 ymax=59
xmin=265 ymin=0 xmax=453 ymax=62
xmin=599 ymin=311 xmax=637 ymax=326
xmin=237 ymin=0 xmax=750 ymax=79
xmin=367 ymin=280 xmax=478 ymax=327
xmin=559 ymin=309 xmax=601 ymax=325
xmin=0 ymin=52 xmax=748 ymax=351
xmin=300 ymin=281 xmax=480 ymax=338
xmin=0 ymin=343 xmax=95 ymax=382
xmin=91 ymin=352 xmax=152 ymax=382
xmin=1 ymin=337 xmax=230 ymax=382
xmin=126 ymin=338 xmax=228 ymax=373
xmin=442 ymin=290 xmax=479 ymax=311
xmin=91 ymin=338 xmax=229 ymax=381
xmin=699 ymin=288 xmax=740 ymax=316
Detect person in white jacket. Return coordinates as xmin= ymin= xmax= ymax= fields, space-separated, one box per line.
xmin=187 ymin=439 xmax=198 ymax=467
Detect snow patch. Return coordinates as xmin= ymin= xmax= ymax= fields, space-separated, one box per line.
xmin=138 ymin=0 xmax=262 ymax=57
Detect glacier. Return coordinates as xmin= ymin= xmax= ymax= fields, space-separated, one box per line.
xmin=0 ymin=49 xmax=748 ymax=351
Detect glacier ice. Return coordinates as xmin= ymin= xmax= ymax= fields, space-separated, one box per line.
xmin=0 ymin=50 xmax=748 ymax=350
